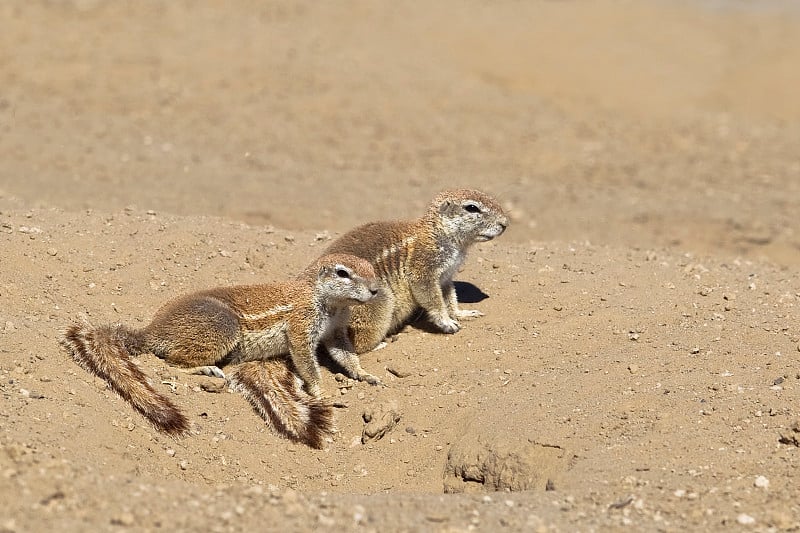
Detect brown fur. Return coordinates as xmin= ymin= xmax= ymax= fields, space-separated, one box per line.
xmin=228 ymin=359 xmax=334 ymax=449
xmin=322 ymin=189 xmax=509 ymax=353
xmin=60 ymin=319 xmax=189 ymax=435
xmin=60 ymin=253 xmax=378 ymax=447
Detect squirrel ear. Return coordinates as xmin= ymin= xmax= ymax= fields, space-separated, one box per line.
xmin=438 ymin=200 xmax=459 ymax=217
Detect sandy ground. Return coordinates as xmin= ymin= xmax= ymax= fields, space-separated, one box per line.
xmin=1 ymin=1 xmax=800 ymax=531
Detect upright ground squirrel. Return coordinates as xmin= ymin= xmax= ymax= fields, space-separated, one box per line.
xmin=60 ymin=253 xmax=379 ymax=448
xmin=320 ymin=188 xmax=509 ymax=355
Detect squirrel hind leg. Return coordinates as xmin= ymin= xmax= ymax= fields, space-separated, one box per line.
xmin=229 ymin=360 xmax=334 ymax=449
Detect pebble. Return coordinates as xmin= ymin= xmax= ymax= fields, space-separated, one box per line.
xmin=352 ymin=505 xmax=366 ymax=525
xmin=179 ymin=460 xmax=189 ymax=470
xmin=736 ymin=513 xmax=756 ymax=525
xmin=387 ymin=366 xmax=411 ymax=378
xmin=754 ymin=475 xmax=769 ymax=489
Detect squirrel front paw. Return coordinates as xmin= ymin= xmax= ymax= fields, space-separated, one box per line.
xmin=434 ymin=315 xmax=461 ymax=334
xmin=357 ymin=372 xmax=382 ymax=386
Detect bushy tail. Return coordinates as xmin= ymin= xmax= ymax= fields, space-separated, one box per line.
xmin=59 ymin=319 xmax=189 ymax=435
xmin=228 ymin=359 xmax=334 ymax=449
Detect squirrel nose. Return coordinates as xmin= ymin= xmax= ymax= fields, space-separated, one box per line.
xmin=369 ymin=288 xmax=379 ymax=296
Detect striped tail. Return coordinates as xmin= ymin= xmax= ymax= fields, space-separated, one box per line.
xmin=228 ymin=359 xmax=334 ymax=449
xmin=59 ymin=319 xmax=189 ymax=435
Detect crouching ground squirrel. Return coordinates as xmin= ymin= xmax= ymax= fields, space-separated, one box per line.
xmin=60 ymin=253 xmax=379 ymax=448
xmin=321 ymin=188 xmax=509 ymax=355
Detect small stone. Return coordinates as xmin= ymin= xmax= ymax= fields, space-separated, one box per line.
xmin=362 ymin=403 xmax=401 ymax=443
xmin=736 ymin=513 xmax=756 ymax=525
xmin=386 ymin=366 xmax=411 ymax=378
xmin=46 ymin=248 xmax=58 ymax=256
xmin=166 ymin=448 xmax=176 ymax=457
xmin=179 ymin=460 xmax=189 ymax=470
xmin=352 ymin=504 xmax=366 ymax=525
xmin=628 ymin=364 xmax=638 ymax=374
xmin=754 ymin=475 xmax=769 ymax=489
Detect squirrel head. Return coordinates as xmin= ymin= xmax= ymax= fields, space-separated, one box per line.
xmin=308 ymin=253 xmax=381 ymax=306
xmin=428 ymin=189 xmax=509 ymax=244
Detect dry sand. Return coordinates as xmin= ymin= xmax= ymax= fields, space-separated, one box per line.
xmin=1 ymin=1 xmax=800 ymax=531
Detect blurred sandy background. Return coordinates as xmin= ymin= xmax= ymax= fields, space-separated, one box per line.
xmin=2 ymin=0 xmax=799 ymax=263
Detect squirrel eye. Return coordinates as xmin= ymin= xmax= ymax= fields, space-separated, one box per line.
xmin=335 ymin=268 xmax=351 ymax=279
xmin=463 ymin=203 xmax=481 ymax=214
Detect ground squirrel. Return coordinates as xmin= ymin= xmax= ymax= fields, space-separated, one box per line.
xmin=320 ymin=188 xmax=509 ymax=354
xmin=60 ymin=253 xmax=379 ymax=448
